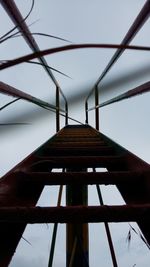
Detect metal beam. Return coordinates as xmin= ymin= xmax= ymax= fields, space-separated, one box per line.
xmin=0 ymin=205 xmax=150 ymax=223
xmin=88 ymin=81 xmax=150 ymax=111
xmin=17 ymin=171 xmax=145 ymax=185
xmin=86 ymin=0 xmax=150 ymax=100
xmin=0 ymin=81 xmax=64 ymax=112
xmin=95 ymin=0 xmax=150 ymax=87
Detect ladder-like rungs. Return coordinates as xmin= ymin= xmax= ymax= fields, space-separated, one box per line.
xmin=13 ymin=170 xmax=146 ymax=185
xmin=0 ymin=124 xmax=150 ymax=267
xmin=0 ymin=204 xmax=150 ymax=223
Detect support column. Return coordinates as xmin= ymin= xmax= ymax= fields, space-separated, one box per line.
xmin=95 ymin=86 xmax=99 ymax=131
xmin=56 ymin=86 xmax=60 ymax=132
xmin=66 ymin=170 xmax=89 ymax=267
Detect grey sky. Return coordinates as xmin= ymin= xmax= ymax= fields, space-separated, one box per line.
xmin=0 ymin=0 xmax=150 ymax=266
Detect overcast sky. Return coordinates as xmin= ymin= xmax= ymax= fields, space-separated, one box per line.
xmin=0 ymin=0 xmax=150 ymax=266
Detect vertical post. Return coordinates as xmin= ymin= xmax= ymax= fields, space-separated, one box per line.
xmin=56 ymin=86 xmax=60 ymax=132
xmin=48 ymin=185 xmax=63 ymax=267
xmin=66 ymin=170 xmax=89 ymax=267
xmin=96 ymin=183 xmax=118 ymax=267
xmin=85 ymin=101 xmax=88 ymax=124
xmin=65 ymin=102 xmax=68 ymax=126
xmin=95 ymin=86 xmax=99 ymax=131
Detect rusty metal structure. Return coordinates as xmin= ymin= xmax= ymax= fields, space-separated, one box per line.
xmin=0 ymin=0 xmax=150 ymax=266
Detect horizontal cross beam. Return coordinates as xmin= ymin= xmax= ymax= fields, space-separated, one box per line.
xmin=0 ymin=204 xmax=149 ymax=223
xmin=16 ymin=170 xmax=145 ymax=185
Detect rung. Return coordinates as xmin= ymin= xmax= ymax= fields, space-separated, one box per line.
xmin=16 ymin=171 xmax=145 ymax=185
xmin=0 ymin=204 xmax=149 ymax=223
xmin=54 ymin=137 xmax=103 ymax=142
xmin=57 ymin=134 xmax=99 ymax=137
xmin=47 ymin=141 xmax=106 ymax=147
xmin=34 ymin=155 xmax=124 ymax=168
xmin=39 ymin=146 xmax=115 ymax=156
xmin=51 ymin=141 xmax=105 ymax=145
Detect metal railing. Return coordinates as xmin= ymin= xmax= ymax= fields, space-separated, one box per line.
xmin=1 ymin=0 xmax=68 ymax=132
xmin=85 ymin=0 xmax=150 ymax=131
xmin=55 ymin=86 xmax=68 ymax=131
xmin=1 ymin=0 xmax=150 ymax=133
